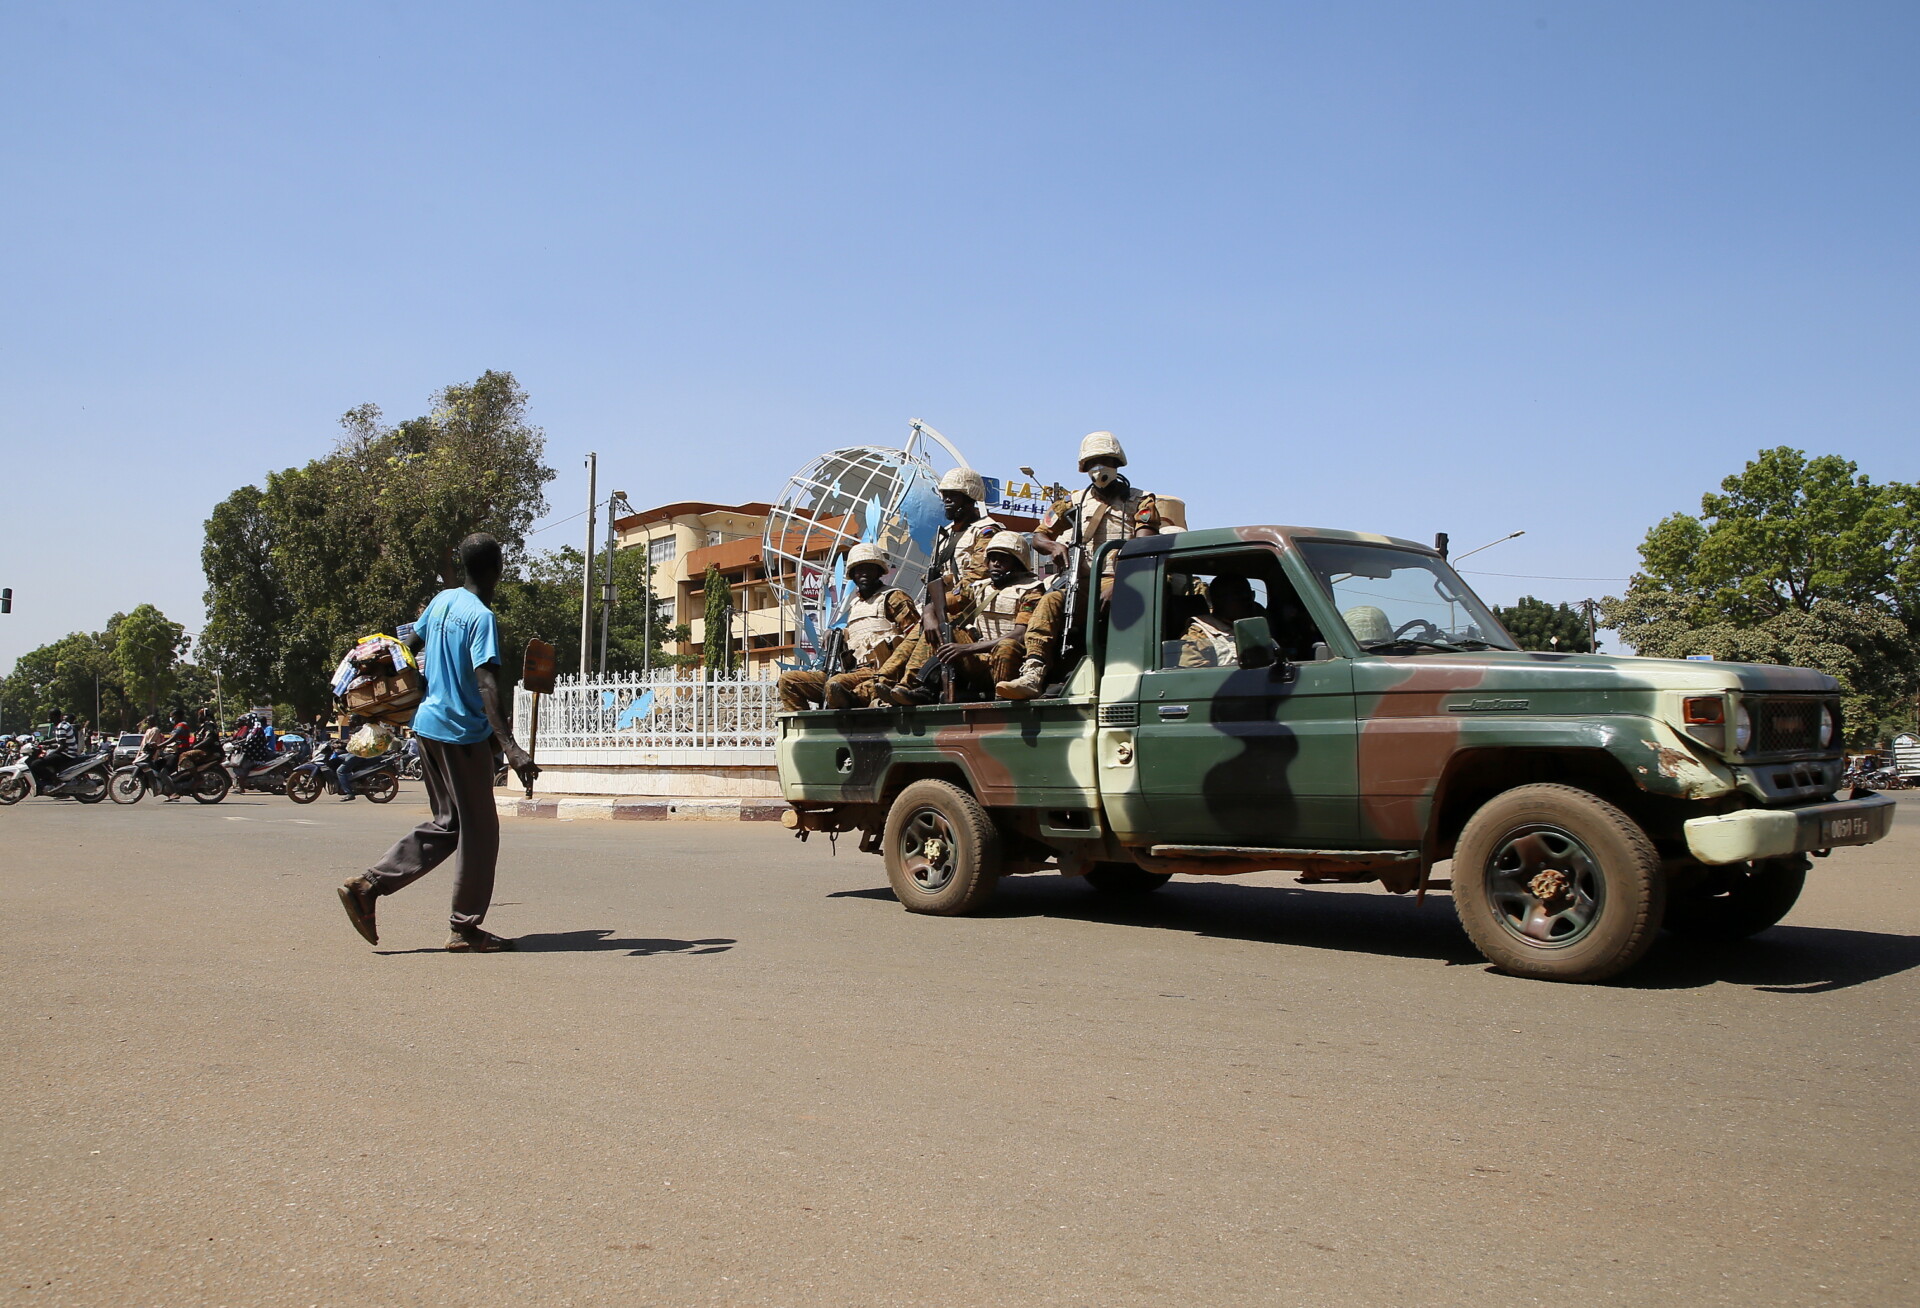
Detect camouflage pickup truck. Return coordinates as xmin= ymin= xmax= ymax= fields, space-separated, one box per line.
xmin=777 ymin=526 xmax=1895 ymax=983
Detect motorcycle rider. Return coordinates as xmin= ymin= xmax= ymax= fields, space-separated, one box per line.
xmin=27 ymin=712 xmax=79 ymax=791
xmin=335 ymin=715 xmax=385 ymax=801
xmin=170 ymin=707 xmax=220 ymax=792
xmin=231 ymin=712 xmax=274 ymax=792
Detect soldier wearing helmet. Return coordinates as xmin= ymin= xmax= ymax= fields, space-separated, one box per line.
xmin=1001 ymin=432 xmax=1164 ymax=700
xmin=873 ymin=466 xmax=1005 ymax=690
xmin=777 ymin=543 xmax=920 ymax=711
xmin=881 ymin=534 xmax=1047 ymax=704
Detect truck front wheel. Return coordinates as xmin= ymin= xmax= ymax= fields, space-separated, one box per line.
xmin=883 ymin=780 xmax=1001 ymax=915
xmin=1452 ymin=783 xmax=1664 ymax=983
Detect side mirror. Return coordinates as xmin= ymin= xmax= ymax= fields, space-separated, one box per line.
xmin=1232 ymin=617 xmax=1280 ymax=670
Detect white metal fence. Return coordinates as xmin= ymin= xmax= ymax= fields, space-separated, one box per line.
xmin=513 ymin=671 xmax=779 ymax=755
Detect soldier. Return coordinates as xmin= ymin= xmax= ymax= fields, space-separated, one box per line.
xmin=777 ymin=543 xmax=919 ymax=710
xmin=883 ymin=535 xmax=1047 ymax=704
xmin=1343 ymin=605 xmax=1393 ymax=647
xmin=873 ymin=466 xmax=1004 ymax=695
xmin=999 ymin=431 xmax=1164 ymax=700
xmin=1173 ymin=574 xmax=1265 ymax=668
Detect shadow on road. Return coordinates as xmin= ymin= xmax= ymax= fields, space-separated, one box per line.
xmin=375 ymin=932 xmax=736 ymax=957
xmin=834 ymin=876 xmax=1920 ymax=993
xmin=516 ymin=931 xmax=736 ymax=956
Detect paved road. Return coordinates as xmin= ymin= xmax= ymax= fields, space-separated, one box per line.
xmin=3 ymin=789 xmax=1916 ymax=1306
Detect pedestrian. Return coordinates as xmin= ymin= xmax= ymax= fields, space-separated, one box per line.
xmin=336 ymin=533 xmax=539 ymax=953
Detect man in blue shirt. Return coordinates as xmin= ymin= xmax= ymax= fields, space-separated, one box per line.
xmin=336 ymin=534 xmax=540 ymax=952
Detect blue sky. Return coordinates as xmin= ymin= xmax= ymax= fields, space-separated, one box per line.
xmin=3 ymin=1 xmax=1915 ymax=672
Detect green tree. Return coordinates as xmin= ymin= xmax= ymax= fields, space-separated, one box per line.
xmin=1493 ymin=596 xmax=1593 ymax=653
xmin=199 ymin=370 xmax=556 ymax=713
xmin=494 ymin=545 xmax=690 ymax=685
xmin=702 ymin=564 xmax=733 ymax=676
xmin=1602 ymin=448 xmax=1920 ymax=740
xmin=113 ymin=603 xmax=191 ymax=716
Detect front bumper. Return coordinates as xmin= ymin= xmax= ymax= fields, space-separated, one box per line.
xmin=1683 ymin=792 xmax=1897 ymax=866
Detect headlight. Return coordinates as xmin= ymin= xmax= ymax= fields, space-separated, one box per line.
xmin=1818 ymin=702 xmax=1837 ymax=746
xmin=1734 ymin=703 xmax=1753 ymax=752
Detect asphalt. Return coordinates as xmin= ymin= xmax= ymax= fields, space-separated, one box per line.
xmin=2 ymin=787 xmax=1916 ymax=1307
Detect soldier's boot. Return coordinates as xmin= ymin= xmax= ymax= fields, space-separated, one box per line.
xmin=876 ymin=679 xmax=934 ymax=707
xmin=996 ymin=659 xmax=1050 ymax=701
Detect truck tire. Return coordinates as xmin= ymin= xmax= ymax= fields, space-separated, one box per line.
xmin=1085 ymin=864 xmax=1172 ymax=896
xmin=883 ymin=779 xmax=1001 ymax=915
xmin=1664 ymin=857 xmax=1806 ymax=941
xmin=1452 ymin=783 xmax=1664 ymax=983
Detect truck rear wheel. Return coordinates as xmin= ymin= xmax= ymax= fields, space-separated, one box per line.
xmin=1664 ymin=857 xmax=1806 ymax=941
xmin=883 ymin=779 xmax=1001 ymax=915
xmin=1452 ymin=783 xmax=1664 ymax=983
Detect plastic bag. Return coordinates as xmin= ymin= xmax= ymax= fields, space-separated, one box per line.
xmin=348 ymin=723 xmax=393 ymax=757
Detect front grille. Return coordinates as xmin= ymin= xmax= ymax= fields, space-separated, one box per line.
xmin=1750 ymin=697 xmax=1827 ymax=754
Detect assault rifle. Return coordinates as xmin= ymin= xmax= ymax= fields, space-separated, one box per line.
xmin=1057 ymin=542 xmax=1089 ymax=666
xmin=926 ymin=576 xmax=958 ymax=704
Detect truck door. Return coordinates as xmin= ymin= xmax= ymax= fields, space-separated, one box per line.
xmin=1131 ymin=546 xmax=1358 ymax=847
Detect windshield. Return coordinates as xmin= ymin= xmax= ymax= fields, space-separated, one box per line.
xmin=1296 ymin=540 xmax=1519 ymax=654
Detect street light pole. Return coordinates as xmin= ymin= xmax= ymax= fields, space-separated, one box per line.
xmin=1450 ymin=530 xmax=1527 ymax=564
xmin=599 ymin=491 xmax=628 ymax=678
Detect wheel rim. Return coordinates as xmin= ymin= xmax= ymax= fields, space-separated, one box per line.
xmin=899 ymin=806 xmax=959 ymax=894
xmin=1484 ymin=823 xmax=1605 ymax=949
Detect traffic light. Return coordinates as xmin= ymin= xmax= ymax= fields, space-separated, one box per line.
xmin=1 ymin=588 xmax=11 ymax=614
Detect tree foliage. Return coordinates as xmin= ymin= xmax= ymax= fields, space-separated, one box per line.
xmin=1602 ymin=448 xmax=1920 ymax=740
xmin=702 ymin=565 xmax=733 ymax=675
xmin=1493 ymin=596 xmax=1593 ymax=653
xmin=494 ymin=545 xmax=688 ymax=684
xmin=199 ymin=371 xmax=555 ymax=713
xmin=1 ymin=605 xmax=203 ymax=733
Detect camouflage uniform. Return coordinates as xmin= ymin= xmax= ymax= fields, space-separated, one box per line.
xmin=778 ymin=587 xmax=918 ymax=710
xmin=901 ymin=571 xmax=1045 ymax=694
xmin=1036 ymin=485 xmax=1161 ymax=577
xmin=1001 ymin=485 xmax=1159 ymax=697
xmin=1174 ymin=615 xmax=1238 ymax=668
xmin=875 ymin=513 xmax=1005 ymax=684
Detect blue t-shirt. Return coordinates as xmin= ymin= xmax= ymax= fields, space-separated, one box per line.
xmin=410 ymin=588 xmax=501 ymax=745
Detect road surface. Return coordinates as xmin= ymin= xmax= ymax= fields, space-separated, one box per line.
xmin=3 ymin=789 xmax=1915 ymax=1305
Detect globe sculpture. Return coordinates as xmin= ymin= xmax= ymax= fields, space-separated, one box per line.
xmin=762 ymin=421 xmax=963 ymax=670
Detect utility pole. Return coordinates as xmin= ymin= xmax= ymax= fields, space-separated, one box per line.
xmin=642 ymin=546 xmax=653 ymax=679
xmin=598 ymin=491 xmax=627 ymax=677
xmin=1582 ymin=598 xmax=1598 ymax=653
xmin=580 ymin=453 xmax=597 ymax=681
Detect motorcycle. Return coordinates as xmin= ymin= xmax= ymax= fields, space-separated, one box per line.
xmin=287 ymin=741 xmax=401 ymax=804
xmin=0 ymin=743 xmax=113 ymax=805
xmin=108 ymin=753 xmax=232 ymax=805
xmin=225 ymin=737 xmax=312 ymax=797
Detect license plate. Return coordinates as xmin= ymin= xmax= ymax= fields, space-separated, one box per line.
xmin=1823 ymin=814 xmax=1874 ymax=843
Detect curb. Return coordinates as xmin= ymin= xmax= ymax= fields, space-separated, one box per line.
xmin=496 ymin=794 xmax=787 ymax=823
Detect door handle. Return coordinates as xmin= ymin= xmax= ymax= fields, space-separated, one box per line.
xmin=1157 ymin=704 xmax=1189 ymax=720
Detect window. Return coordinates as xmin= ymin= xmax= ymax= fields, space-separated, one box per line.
xmin=706 ymin=529 xmax=725 ymax=547
xmin=1296 ymin=541 xmax=1517 ymax=653
xmin=1155 ymin=549 xmax=1326 ymax=670
xmin=648 ymin=538 xmax=676 ymax=568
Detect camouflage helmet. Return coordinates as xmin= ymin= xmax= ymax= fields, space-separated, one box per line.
xmin=1077 ymin=430 xmax=1127 ymax=471
xmin=937 ymin=467 xmax=987 ymax=502
xmin=1343 ymin=605 xmax=1392 ymax=644
xmin=984 ymin=532 xmax=1034 ymax=571
xmin=845 ymin=542 xmax=890 ymax=574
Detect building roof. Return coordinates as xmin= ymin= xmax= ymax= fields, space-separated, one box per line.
xmin=613 ymin=500 xmax=773 ymax=532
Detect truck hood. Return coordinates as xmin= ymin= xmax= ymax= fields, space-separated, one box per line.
xmin=1353 ymin=649 xmax=1838 ymax=695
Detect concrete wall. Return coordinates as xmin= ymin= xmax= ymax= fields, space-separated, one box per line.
xmin=530 ymin=748 xmax=780 ymax=797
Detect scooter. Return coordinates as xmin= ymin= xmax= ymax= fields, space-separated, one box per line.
xmin=286 ymin=741 xmax=401 ymax=804
xmin=0 ymin=743 xmax=113 ymax=805
xmin=226 ymin=737 xmax=312 ymax=796
xmin=108 ymin=752 xmax=232 ymax=805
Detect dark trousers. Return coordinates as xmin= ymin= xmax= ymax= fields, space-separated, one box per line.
xmin=364 ymin=736 xmax=500 ymax=933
